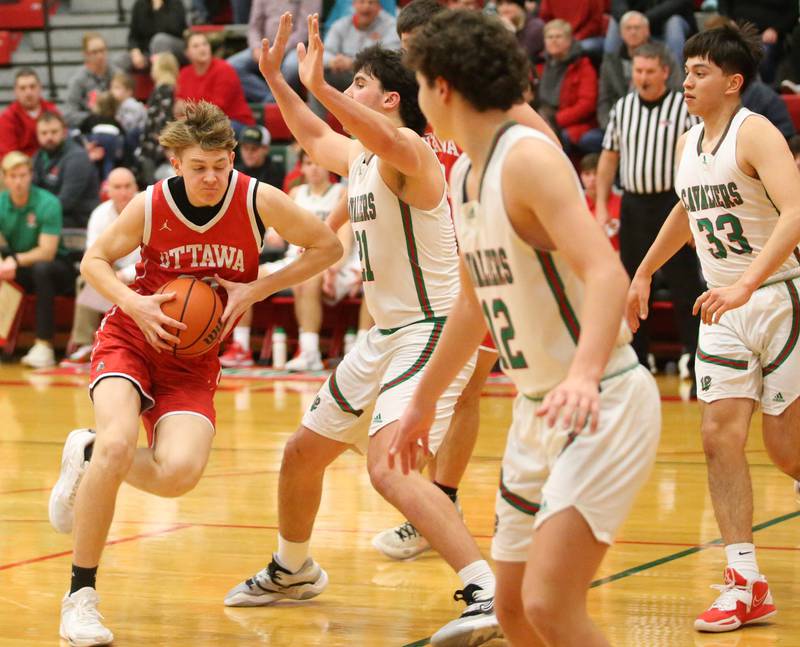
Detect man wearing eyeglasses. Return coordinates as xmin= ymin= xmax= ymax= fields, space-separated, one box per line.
xmin=63 ymin=33 xmax=119 ymax=129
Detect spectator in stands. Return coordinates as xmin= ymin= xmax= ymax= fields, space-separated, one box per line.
xmin=790 ymin=134 xmax=800 ymax=170
xmin=718 ymin=0 xmax=798 ymax=85
xmin=234 ymin=125 xmax=285 ymax=189
xmin=538 ymin=0 xmax=605 ymax=56
xmin=61 ymin=168 xmax=140 ymax=366
xmin=598 ymin=11 xmax=682 ymax=129
xmin=228 ymin=0 xmax=319 ymax=103
xmin=495 ymin=0 xmax=544 ymax=64
xmin=324 ymin=0 xmax=397 ymax=32
xmin=139 ymin=53 xmax=179 ymax=184
xmin=64 ymin=33 xmax=117 ymax=130
xmin=315 ymin=0 xmax=400 ymax=115
xmin=176 ymin=32 xmax=255 ymax=135
xmin=536 ymin=19 xmax=599 ymax=154
xmin=604 ymin=0 xmax=697 ymax=67
xmin=580 ymin=153 xmax=620 ymax=250
xmin=446 ymin=0 xmax=482 ymax=7
xmin=0 ymin=152 xmax=75 ymax=369
xmin=33 ymin=112 xmax=100 ymax=228
xmin=110 ymin=72 xmax=148 ymax=136
xmin=118 ymin=0 xmax=187 ymax=73
xmin=0 ymin=69 xmax=60 ymax=159
xmin=80 ymin=92 xmax=126 ymax=181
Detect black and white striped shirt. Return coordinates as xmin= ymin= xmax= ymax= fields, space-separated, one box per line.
xmin=603 ymin=90 xmax=699 ymax=195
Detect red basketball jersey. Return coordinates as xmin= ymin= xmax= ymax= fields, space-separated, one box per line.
xmin=424 ymin=127 xmax=461 ymax=182
xmin=131 ymin=170 xmax=262 ymax=297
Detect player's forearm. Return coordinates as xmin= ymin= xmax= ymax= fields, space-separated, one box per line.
xmin=568 ymin=262 xmax=629 ymax=382
xmin=313 ymin=82 xmax=408 ymax=160
xmin=251 ymin=238 xmax=342 ymax=301
xmin=634 ymin=202 xmax=692 ymax=279
xmin=737 ymin=208 xmax=800 ymax=291
xmin=81 ymin=254 xmax=138 ymax=310
xmin=410 ymin=288 xmax=486 ymax=409
xmin=266 ymin=74 xmax=336 ymax=158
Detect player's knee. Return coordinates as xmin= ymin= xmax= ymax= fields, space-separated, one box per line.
xmin=701 ymin=418 xmax=746 ymax=459
xmin=159 ymin=459 xmax=204 ymax=497
xmin=281 ymin=431 xmax=326 ymax=476
xmin=522 ymin=590 xmax=564 ymax=637
xmin=92 ymin=438 xmax=135 ymax=480
xmin=494 ymin=590 xmax=524 ymax=630
xmin=367 ymin=458 xmax=400 ymax=499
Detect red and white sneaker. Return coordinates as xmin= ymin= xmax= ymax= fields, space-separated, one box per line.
xmin=220 ymin=342 xmax=255 ymax=368
xmin=695 ymin=567 xmax=776 ymax=632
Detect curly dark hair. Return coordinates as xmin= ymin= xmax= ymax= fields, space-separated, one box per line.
xmin=396 ymin=0 xmax=446 ymax=38
xmin=405 ymin=9 xmax=529 ymax=112
xmin=353 ymin=45 xmax=427 ymax=135
xmin=683 ymin=22 xmax=763 ymax=92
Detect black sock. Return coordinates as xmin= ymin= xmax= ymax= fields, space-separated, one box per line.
xmin=434 ymin=481 xmax=459 ymax=503
xmin=70 ymin=565 xmax=97 ymax=594
xmin=83 ymin=440 xmax=94 ymax=462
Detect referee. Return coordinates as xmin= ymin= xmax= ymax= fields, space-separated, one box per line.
xmin=596 ymin=41 xmax=704 ymax=374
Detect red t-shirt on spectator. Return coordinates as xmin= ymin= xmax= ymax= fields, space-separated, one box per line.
xmin=539 ymin=0 xmax=605 ymax=40
xmin=0 ymin=100 xmax=60 ymax=158
xmin=176 ymin=58 xmax=255 ymax=125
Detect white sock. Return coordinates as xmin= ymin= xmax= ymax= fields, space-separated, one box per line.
xmin=457 ymin=559 xmax=495 ymax=596
xmin=299 ymin=331 xmax=320 ymax=355
xmin=725 ymin=542 xmax=759 ymax=580
xmin=233 ymin=326 xmax=250 ymax=351
xmin=276 ymin=534 xmax=310 ymax=573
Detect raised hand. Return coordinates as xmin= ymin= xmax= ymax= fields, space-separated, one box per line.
xmin=121 ymin=291 xmax=186 ymax=353
xmin=259 ymin=12 xmax=293 ymax=81
xmin=297 ymin=13 xmax=326 ymax=93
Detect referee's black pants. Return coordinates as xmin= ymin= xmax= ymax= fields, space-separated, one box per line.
xmin=619 ymin=190 xmax=704 ymax=369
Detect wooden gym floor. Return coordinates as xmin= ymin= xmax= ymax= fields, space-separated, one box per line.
xmin=1 ymin=363 xmax=799 ymax=646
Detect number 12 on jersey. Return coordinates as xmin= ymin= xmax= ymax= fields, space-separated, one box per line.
xmin=482 ymin=298 xmax=528 ymax=370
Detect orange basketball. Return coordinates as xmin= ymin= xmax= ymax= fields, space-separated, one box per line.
xmin=157 ymin=277 xmax=224 ymax=357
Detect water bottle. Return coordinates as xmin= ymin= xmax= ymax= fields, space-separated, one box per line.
xmin=272 ymin=327 xmax=287 ymax=369
xmin=343 ymin=328 xmax=357 ymax=355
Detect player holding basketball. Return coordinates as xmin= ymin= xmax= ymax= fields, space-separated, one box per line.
xmin=627 ymin=23 xmax=800 ymax=633
xmin=390 ymin=10 xmax=660 ymax=646
xmin=225 ymin=13 xmax=501 ymax=645
xmin=49 ymin=100 xmax=341 ymax=646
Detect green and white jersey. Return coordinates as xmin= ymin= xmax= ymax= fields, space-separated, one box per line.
xmin=347 ymin=151 xmax=458 ymax=330
xmin=451 ymin=123 xmax=636 ymax=397
xmin=676 ymin=107 xmax=800 ymax=288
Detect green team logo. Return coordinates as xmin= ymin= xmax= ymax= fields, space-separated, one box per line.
xmin=700 ymin=376 xmax=712 ymax=392
xmin=310 ymin=396 xmax=321 ymax=411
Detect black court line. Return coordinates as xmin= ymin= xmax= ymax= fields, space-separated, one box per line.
xmin=401 ymin=509 xmax=800 ymax=647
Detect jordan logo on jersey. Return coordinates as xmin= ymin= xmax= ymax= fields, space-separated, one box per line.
xmin=159 ymin=243 xmax=245 ymax=271
xmin=160 ymin=221 xmax=171 ymax=232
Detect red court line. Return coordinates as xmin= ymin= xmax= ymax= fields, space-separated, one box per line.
xmin=0 ymin=523 xmax=191 ymax=572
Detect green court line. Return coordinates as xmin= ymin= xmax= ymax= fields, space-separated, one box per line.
xmin=401 ymin=509 xmax=800 ymax=647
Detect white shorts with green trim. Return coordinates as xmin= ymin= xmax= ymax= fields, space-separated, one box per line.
xmin=301 ymin=318 xmax=476 ymax=453
xmin=491 ymin=364 xmax=660 ymax=562
xmin=695 ymin=278 xmax=800 ymax=415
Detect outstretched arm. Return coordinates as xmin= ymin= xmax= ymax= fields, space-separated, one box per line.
xmin=259 ymin=12 xmax=355 ymax=176
xmin=299 ymin=14 xmax=434 ymax=180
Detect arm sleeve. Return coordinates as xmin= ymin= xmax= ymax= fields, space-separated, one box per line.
xmin=38 ymin=194 xmax=64 ymax=237
xmin=63 ymin=75 xmax=90 ymax=128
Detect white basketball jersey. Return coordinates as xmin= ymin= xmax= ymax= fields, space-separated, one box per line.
xmin=294 ymin=183 xmax=344 ymax=221
xmin=451 ymin=123 xmax=636 ymax=397
xmin=347 ymin=151 xmax=458 ymax=329
xmin=676 ymin=107 xmax=800 ymax=288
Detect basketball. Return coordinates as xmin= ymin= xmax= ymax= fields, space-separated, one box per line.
xmin=157 ymin=277 xmax=224 ymax=357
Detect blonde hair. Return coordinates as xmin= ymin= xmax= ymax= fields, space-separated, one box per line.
xmin=151 ymin=52 xmax=179 ymax=86
xmin=82 ymin=32 xmax=105 ymax=52
xmin=158 ymin=100 xmax=237 ymax=157
xmin=2 ymin=151 xmax=32 ymax=174
xmin=544 ymin=19 xmax=572 ymax=38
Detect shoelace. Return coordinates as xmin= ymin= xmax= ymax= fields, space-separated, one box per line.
xmin=73 ymin=595 xmax=106 ymax=626
xmin=394 ymin=521 xmax=421 ymax=542
xmin=708 ymin=583 xmax=748 ymax=611
xmin=454 ymin=584 xmax=494 ymax=618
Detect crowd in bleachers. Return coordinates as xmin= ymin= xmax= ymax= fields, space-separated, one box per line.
xmin=4 ymin=0 xmax=800 ymax=370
